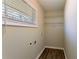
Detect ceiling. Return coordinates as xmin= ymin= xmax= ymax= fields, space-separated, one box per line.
xmin=38 ymin=0 xmax=66 ymax=12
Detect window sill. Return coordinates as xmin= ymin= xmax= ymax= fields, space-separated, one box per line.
xmin=2 ymin=17 xmax=38 ymax=27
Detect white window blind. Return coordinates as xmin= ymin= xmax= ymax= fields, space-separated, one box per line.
xmin=2 ymin=3 xmax=37 ymax=27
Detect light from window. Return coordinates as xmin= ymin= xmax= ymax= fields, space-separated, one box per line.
xmin=2 ymin=3 xmax=37 ymax=27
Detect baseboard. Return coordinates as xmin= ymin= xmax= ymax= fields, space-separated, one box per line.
xmin=63 ymin=49 xmax=67 ymax=59
xmin=45 ymin=46 xmax=67 ymax=59
xmin=36 ymin=47 xmax=45 ymax=59
xmin=35 ymin=46 xmax=67 ymax=59
xmin=44 ymin=46 xmax=64 ymax=50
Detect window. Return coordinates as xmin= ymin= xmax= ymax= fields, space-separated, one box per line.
xmin=2 ymin=1 xmax=38 ymax=27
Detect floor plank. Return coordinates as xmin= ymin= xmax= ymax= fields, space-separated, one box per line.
xmin=39 ymin=48 xmax=65 ymax=59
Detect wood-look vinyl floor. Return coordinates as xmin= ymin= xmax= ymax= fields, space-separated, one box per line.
xmin=39 ymin=48 xmax=65 ymax=59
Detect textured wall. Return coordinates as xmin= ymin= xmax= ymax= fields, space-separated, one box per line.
xmin=44 ymin=11 xmax=64 ymax=48
xmin=64 ymin=0 xmax=77 ymax=59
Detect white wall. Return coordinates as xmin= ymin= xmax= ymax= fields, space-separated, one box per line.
xmin=64 ymin=0 xmax=77 ymax=59
xmin=44 ymin=11 xmax=64 ymax=48
xmin=3 ymin=0 xmax=44 ymax=59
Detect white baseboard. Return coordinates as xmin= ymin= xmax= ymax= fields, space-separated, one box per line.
xmin=36 ymin=47 xmax=45 ymax=59
xmin=63 ymin=49 xmax=67 ymax=59
xmin=44 ymin=46 xmax=67 ymax=59
xmin=35 ymin=46 xmax=67 ymax=59
xmin=44 ymin=46 xmax=64 ymax=50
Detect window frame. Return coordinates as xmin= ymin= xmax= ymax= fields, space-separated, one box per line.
xmin=2 ymin=2 xmax=38 ymax=27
